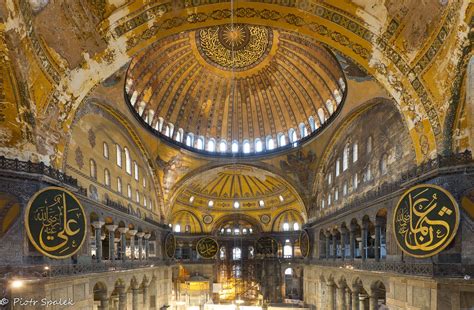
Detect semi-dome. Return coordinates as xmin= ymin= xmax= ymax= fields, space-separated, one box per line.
xmin=126 ymin=23 xmax=346 ymax=155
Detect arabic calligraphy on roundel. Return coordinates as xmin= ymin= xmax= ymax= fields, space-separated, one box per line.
xmin=394 ymin=185 xmax=459 ymax=258
xmin=197 ymin=238 xmax=218 ymax=258
xmin=26 ymin=187 xmax=86 ymax=259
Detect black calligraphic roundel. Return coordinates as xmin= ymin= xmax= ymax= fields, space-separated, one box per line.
xmin=299 ymin=230 xmax=310 ymax=258
xmin=196 ymin=237 xmax=219 ymax=259
xmin=165 ymin=233 xmax=176 ymax=258
xmin=25 ymin=187 xmax=87 ymax=259
xmin=393 ymin=184 xmax=460 ymax=258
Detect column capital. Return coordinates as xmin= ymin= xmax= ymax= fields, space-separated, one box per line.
xmin=114 ymin=237 xmax=121 ymax=243
xmin=144 ymin=233 xmax=151 ymax=239
xmin=106 ymin=224 xmax=118 ymax=232
xmin=128 ymin=229 xmax=138 ymax=236
xmin=136 ymin=232 xmax=145 ymax=238
xmin=117 ymin=227 xmax=129 ymax=234
xmin=92 ymin=221 xmax=105 ymax=229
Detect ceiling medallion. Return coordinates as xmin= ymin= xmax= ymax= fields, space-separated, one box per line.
xmin=196 ymin=24 xmax=272 ymax=71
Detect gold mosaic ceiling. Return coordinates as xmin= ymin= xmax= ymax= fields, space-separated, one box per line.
xmin=126 ymin=23 xmax=347 ymax=153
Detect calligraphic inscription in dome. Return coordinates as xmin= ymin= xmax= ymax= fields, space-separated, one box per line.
xmin=393 ymin=184 xmax=460 ymax=258
xmin=25 ymin=187 xmax=86 ymax=259
xmin=165 ymin=233 xmax=176 ymax=258
xmin=196 ymin=237 xmax=219 ymax=259
xmin=299 ymin=230 xmax=310 ymax=258
xmin=197 ymin=24 xmax=272 ymax=71
xmin=255 ymin=237 xmax=278 ymax=256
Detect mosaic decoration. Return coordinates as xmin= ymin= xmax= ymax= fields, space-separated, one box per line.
xmin=197 ymin=24 xmax=272 ymax=71
xmin=164 ymin=233 xmax=176 ymax=258
xmin=260 ymin=214 xmax=270 ymax=224
xmin=299 ymin=229 xmax=310 ymax=258
xmin=203 ymin=214 xmax=213 ymax=224
xmin=196 ymin=237 xmax=219 ymax=259
xmin=393 ymin=184 xmax=459 ymax=258
xmin=25 ymin=187 xmax=86 ymax=259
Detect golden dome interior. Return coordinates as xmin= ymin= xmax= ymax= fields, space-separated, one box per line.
xmin=126 ymin=23 xmax=347 ymax=155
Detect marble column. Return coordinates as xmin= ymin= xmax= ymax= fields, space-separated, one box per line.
xmin=117 ymin=227 xmax=129 ymax=261
xmin=359 ymin=294 xmax=368 ymax=310
xmin=128 ymin=230 xmax=138 ymax=260
xmin=327 ymin=282 xmax=335 ymax=310
xmin=336 ymin=285 xmax=345 ymax=310
xmin=144 ymin=233 xmax=151 ymax=260
xmin=143 ymin=284 xmax=149 ymax=310
xmin=351 ymin=289 xmax=359 ymax=310
xmin=92 ymin=221 xmax=104 ymax=262
xmin=136 ymin=232 xmax=145 ymax=260
xmin=332 ymin=234 xmax=337 ymax=260
xmin=132 ymin=286 xmax=139 ymax=310
xmin=374 ymin=224 xmax=381 ymax=262
xmin=105 ymin=225 xmax=118 ymax=261
xmin=97 ymin=291 xmax=108 ymax=310
xmin=369 ymin=295 xmax=377 ymax=310
xmin=325 ymin=233 xmax=330 ymax=260
xmin=345 ymin=287 xmax=351 ymax=310
xmin=361 ymin=224 xmax=368 ymax=261
xmin=118 ymin=285 xmax=127 ymax=310
xmin=349 ymin=229 xmax=355 ymax=261
xmin=341 ymin=228 xmax=347 ymax=261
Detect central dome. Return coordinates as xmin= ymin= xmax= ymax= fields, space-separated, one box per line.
xmin=126 ymin=24 xmax=346 ymax=155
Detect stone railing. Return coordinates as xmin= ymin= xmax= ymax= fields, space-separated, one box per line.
xmin=312 ymin=151 xmax=473 ymax=224
xmin=304 ymin=259 xmax=473 ymax=277
xmin=0 ymin=156 xmax=87 ymax=196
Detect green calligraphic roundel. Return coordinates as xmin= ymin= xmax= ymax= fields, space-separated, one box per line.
xmin=393 ymin=184 xmax=460 ymax=258
xmin=164 ymin=233 xmax=176 ymax=258
xmin=25 ymin=187 xmax=87 ymax=259
xmin=196 ymin=237 xmax=219 ymax=259
xmin=299 ymin=229 xmax=310 ymax=258
xmin=255 ymin=237 xmax=278 ymax=255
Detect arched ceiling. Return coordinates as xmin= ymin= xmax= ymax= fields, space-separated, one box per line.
xmin=126 ymin=23 xmax=346 ymax=154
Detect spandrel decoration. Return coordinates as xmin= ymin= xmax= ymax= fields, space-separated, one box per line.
xmin=196 ymin=237 xmax=219 ymax=259
xmin=25 ymin=187 xmax=86 ymax=259
xmin=393 ymin=184 xmax=460 ymax=258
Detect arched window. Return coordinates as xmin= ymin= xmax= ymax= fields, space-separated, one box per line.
xmin=175 ymin=128 xmax=184 ymax=143
xmin=135 ymin=190 xmax=140 ymax=203
xmin=288 ymin=128 xmax=297 ymax=143
xmin=248 ymin=246 xmax=255 ymax=259
xmin=219 ymin=140 xmax=227 ymax=153
xmin=196 ymin=136 xmax=204 ymax=150
xmin=299 ymin=123 xmax=307 ymax=138
xmin=380 ymin=154 xmax=388 ymax=175
xmin=343 ymin=143 xmax=350 ymax=171
xmin=220 ymin=247 xmax=226 ymax=260
xmin=133 ymin=161 xmax=139 ymax=181
xmin=142 ymin=177 xmax=146 ymax=188
xmin=243 ymin=140 xmax=250 ymax=153
xmin=103 ymin=142 xmax=109 ymax=159
xmin=186 ymin=133 xmax=194 ymax=147
xmin=283 ymin=222 xmax=290 ymax=231
xmin=143 ymin=197 xmax=147 ymax=208
xmin=155 ymin=117 xmax=164 ymax=132
xmin=174 ymin=224 xmax=181 ymax=233
xmin=146 ymin=110 xmax=154 ymax=125
xmin=353 ymin=142 xmax=359 ymax=162
xmin=130 ymin=90 xmax=138 ymax=106
xmin=343 ymin=182 xmax=348 ymax=196
xmin=232 ymin=247 xmax=241 ymax=260
xmin=328 ymin=194 xmax=332 ymax=206
xmin=328 ymin=173 xmax=332 ymax=185
xmin=367 ymin=136 xmax=373 ymax=154
xmin=124 ymin=147 xmax=131 ymax=174
xmin=255 ymin=139 xmax=263 ymax=152
xmin=308 ymin=116 xmax=316 ymax=132
xmin=104 ymin=169 xmax=110 ymax=186
xmin=334 ymin=89 xmax=342 ymax=104
xmin=231 ymin=140 xmax=239 ymax=153
xmin=325 ymin=99 xmax=334 ymax=114
xmin=266 ymin=136 xmax=275 ymax=150
xmin=277 ymin=133 xmax=286 ymax=147
xmin=339 ymin=77 xmax=346 ymax=91
xmin=318 ymin=108 xmax=326 ymax=124
xmin=117 ymin=177 xmax=122 ymax=194
xmin=207 ymin=139 xmax=216 ymax=152
xmin=185 ymin=225 xmax=191 ymax=233
xmin=116 ymin=144 xmax=122 ymax=167
xmin=127 ymin=184 xmax=132 ymax=198
xmin=283 ymin=240 xmax=293 ymax=258
xmin=90 ymin=159 xmax=97 ymax=179
xmin=284 ymin=268 xmax=293 ymax=276
xmin=366 ymin=164 xmax=372 ymax=181
xmin=164 ymin=123 xmax=174 ymax=137
xmin=334 ymin=188 xmax=339 ymax=201
xmin=353 ymin=173 xmax=358 ymax=189
xmin=335 ymin=159 xmax=340 ymax=177
xmin=293 ymin=223 xmax=300 ymax=231
xmin=321 ymin=197 xmax=325 ymax=209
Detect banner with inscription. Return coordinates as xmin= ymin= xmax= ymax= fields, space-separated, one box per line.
xmin=393 ymin=184 xmax=460 ymax=258
xmin=196 ymin=237 xmax=219 ymax=259
xmin=25 ymin=187 xmax=86 ymax=259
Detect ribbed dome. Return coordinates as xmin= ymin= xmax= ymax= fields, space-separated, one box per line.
xmin=126 ymin=24 xmax=346 ymax=155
